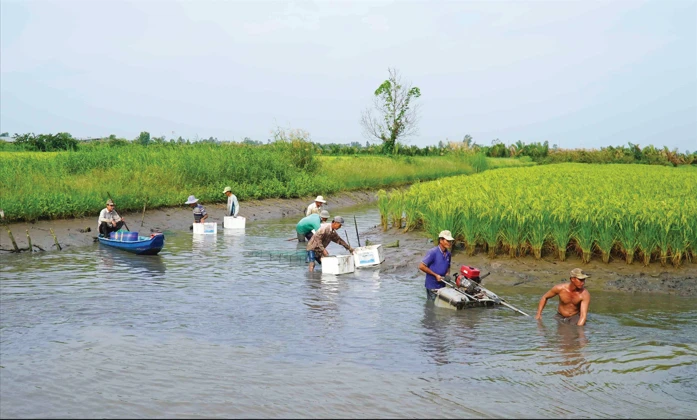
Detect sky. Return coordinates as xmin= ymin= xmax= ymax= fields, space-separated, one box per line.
xmin=1 ymin=0 xmax=696 ymax=152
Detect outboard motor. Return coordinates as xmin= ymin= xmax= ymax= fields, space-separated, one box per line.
xmin=455 ymin=265 xmax=482 ymax=295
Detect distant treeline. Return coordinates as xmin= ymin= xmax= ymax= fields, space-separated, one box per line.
xmin=2 ymin=131 xmax=695 ymax=166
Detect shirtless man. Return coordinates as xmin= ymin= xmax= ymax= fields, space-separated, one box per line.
xmin=535 ymin=268 xmax=591 ymax=326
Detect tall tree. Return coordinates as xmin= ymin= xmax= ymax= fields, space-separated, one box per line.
xmin=361 ymin=68 xmax=421 ymax=154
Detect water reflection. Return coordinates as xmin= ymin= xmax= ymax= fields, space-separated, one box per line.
xmin=536 ymin=320 xmax=589 ymax=377
xmin=97 ymin=249 xmax=167 ymax=279
xmin=420 ymin=303 xmax=451 ymax=365
xmin=3 ymin=203 xmax=697 ymax=419
xmin=192 ymin=233 xmax=218 ymax=253
xmin=304 ymin=274 xmax=340 ymax=314
xmin=419 ymin=303 xmax=482 ymax=366
xmin=222 ymin=228 xmax=246 ymax=237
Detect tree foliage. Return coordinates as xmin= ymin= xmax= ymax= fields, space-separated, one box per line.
xmin=12 ymin=132 xmax=78 ymax=151
xmin=361 ymin=68 xmax=421 ymax=154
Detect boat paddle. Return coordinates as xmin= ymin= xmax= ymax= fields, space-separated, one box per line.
xmin=471 ymin=273 xmax=530 ymax=316
xmin=353 ymin=215 xmax=361 ymax=247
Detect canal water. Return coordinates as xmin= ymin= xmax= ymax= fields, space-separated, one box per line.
xmin=1 ymin=204 xmax=696 ymax=418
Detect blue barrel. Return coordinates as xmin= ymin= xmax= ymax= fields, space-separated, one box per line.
xmin=110 ymin=231 xmax=139 ymax=241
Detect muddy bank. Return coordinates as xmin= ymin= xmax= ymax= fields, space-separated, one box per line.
xmin=0 ymin=190 xmax=378 ymax=253
xmin=2 ymin=189 xmax=695 ymax=296
xmin=361 ymin=227 xmax=697 ymax=297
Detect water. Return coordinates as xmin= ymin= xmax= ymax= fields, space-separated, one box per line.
xmin=1 ymin=204 xmax=696 ymax=418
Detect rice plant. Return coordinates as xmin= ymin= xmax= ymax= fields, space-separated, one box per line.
xmin=385 ymin=163 xmax=697 ymax=266
xmin=376 ymin=190 xmax=389 ymax=231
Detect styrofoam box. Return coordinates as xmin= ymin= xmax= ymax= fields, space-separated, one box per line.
xmin=352 ymin=244 xmax=385 ymax=268
xmin=224 ymin=216 xmax=246 ymax=229
xmin=321 ymin=254 xmax=355 ymax=275
xmin=192 ymin=222 xmax=218 ymax=235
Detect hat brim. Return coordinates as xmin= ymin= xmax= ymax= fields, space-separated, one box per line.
xmin=185 ymin=200 xmax=198 ymax=204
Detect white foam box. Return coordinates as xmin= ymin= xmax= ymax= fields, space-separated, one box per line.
xmin=192 ymin=222 xmax=218 ymax=235
xmin=352 ymin=245 xmax=385 ymax=268
xmin=223 ymin=216 xmax=246 ymax=229
xmin=321 ymin=254 xmax=355 ymax=275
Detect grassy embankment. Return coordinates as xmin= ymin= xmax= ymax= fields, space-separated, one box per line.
xmin=0 ymin=143 xmax=530 ymax=222
xmin=378 ymin=163 xmax=697 ymax=267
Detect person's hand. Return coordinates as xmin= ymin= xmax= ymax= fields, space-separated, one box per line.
xmin=323 ymin=249 xmax=329 ymax=257
xmin=436 ymin=274 xmax=443 ymax=282
xmin=349 ymin=247 xmax=355 ymax=253
xmin=534 ymin=314 xmax=542 ymax=320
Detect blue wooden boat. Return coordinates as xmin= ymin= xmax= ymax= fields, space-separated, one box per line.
xmin=98 ymin=233 xmax=165 ymax=255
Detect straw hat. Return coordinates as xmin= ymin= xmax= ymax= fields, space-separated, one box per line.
xmin=314 ymin=195 xmax=327 ymax=203
xmin=185 ymin=195 xmax=199 ymax=204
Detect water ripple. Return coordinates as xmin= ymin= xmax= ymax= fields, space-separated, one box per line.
xmin=2 ymin=206 xmax=697 ymax=418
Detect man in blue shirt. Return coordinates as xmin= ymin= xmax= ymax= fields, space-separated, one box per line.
xmin=419 ymin=230 xmax=454 ymax=301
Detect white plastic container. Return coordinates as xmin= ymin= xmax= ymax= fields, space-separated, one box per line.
xmin=321 ymin=254 xmax=355 ymax=275
xmin=192 ymin=222 xmax=217 ymax=235
xmin=224 ymin=216 xmax=246 ymax=229
xmin=352 ymin=245 xmax=385 ymax=268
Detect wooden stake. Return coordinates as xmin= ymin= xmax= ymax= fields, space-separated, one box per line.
xmin=26 ymin=230 xmax=33 ymax=253
xmin=50 ymin=228 xmax=62 ymax=251
xmin=5 ymin=225 xmax=19 ymax=252
xmin=140 ymin=198 xmax=148 ymax=227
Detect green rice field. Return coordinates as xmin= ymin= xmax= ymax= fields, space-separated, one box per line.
xmin=378 ymin=163 xmax=697 ymax=266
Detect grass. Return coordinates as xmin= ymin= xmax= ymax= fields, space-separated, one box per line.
xmin=0 ymin=145 xmax=529 ymax=222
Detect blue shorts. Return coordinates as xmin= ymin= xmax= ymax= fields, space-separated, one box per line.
xmin=306 ymin=250 xmax=321 ymax=264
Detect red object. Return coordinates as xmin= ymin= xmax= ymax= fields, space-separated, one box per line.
xmin=455 ymin=275 xmax=461 ymax=287
xmin=460 ymin=265 xmax=481 ymax=279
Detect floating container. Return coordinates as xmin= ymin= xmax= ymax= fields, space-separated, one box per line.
xmin=352 ymin=245 xmax=385 ymax=268
xmin=110 ymin=231 xmax=138 ymax=241
xmin=224 ymin=216 xmax=246 ymax=229
xmin=192 ymin=222 xmax=217 ymax=235
xmin=435 ymin=287 xmax=470 ymax=310
xmin=321 ymin=254 xmax=355 ymax=275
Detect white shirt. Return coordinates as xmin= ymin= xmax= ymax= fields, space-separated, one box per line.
xmin=227 ymin=194 xmax=239 ymax=217
xmin=98 ymin=207 xmax=122 ymax=229
xmin=306 ymin=202 xmax=322 ymax=216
